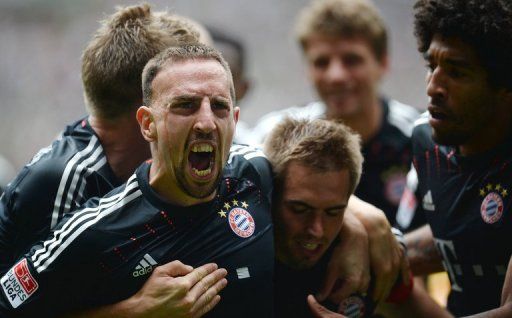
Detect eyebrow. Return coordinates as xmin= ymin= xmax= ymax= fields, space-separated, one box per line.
xmin=423 ymin=52 xmax=473 ymax=70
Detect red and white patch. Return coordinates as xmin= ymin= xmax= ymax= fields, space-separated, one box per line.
xmin=1 ymin=259 xmax=39 ymax=308
xmin=228 ymin=207 xmax=255 ymax=238
xmin=481 ymin=192 xmax=504 ymax=224
xmin=338 ymin=295 xmax=365 ymax=317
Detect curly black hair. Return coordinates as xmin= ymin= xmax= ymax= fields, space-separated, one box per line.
xmin=414 ymin=0 xmax=512 ymax=90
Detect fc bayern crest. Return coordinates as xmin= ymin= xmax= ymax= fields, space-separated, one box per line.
xmin=228 ymin=207 xmax=255 ymax=238
xmin=480 ymin=192 xmax=504 ymax=224
xmin=338 ymin=295 xmax=365 ymax=318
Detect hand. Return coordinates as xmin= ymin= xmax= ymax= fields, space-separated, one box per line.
xmin=318 ymin=211 xmax=370 ymax=303
xmin=346 ymin=196 xmax=403 ymax=302
xmin=130 ymin=261 xmax=228 ymax=318
xmin=307 ymin=295 xmax=347 ymax=318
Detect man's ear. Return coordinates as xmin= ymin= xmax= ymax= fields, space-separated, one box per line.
xmin=136 ymin=106 xmax=157 ymax=141
xmin=233 ymin=106 xmax=240 ymax=125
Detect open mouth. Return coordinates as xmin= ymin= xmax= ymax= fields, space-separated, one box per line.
xmin=188 ymin=143 xmax=215 ymax=179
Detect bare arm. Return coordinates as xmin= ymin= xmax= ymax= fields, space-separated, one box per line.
xmin=405 ymin=224 xmax=444 ymax=275
xmin=62 ymin=261 xmax=227 ymax=318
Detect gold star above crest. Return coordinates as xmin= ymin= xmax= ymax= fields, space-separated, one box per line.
xmin=486 ymin=183 xmax=493 ymax=191
xmin=232 ymin=199 xmax=239 ymax=206
xmin=218 ymin=210 xmax=227 ymax=218
xmin=479 ymin=189 xmax=486 ymax=197
xmin=495 ymin=184 xmax=502 ymax=191
xmin=224 ymin=202 xmax=231 ymax=209
xmin=502 ymin=189 xmax=508 ymax=197
xmin=241 ymin=201 xmax=249 ymax=209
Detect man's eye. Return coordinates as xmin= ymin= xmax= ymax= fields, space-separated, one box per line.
xmin=177 ymin=102 xmax=194 ymax=109
xmin=313 ymin=57 xmax=329 ymax=69
xmin=212 ymin=102 xmax=229 ymax=110
xmin=326 ymin=209 xmax=343 ymax=217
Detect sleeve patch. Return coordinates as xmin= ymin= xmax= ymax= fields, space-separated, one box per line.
xmin=1 ymin=259 xmax=38 ymax=308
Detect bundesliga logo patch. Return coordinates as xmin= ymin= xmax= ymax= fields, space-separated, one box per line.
xmin=228 ymin=207 xmax=255 ymax=238
xmin=480 ymin=192 xmax=504 ymax=224
xmin=1 ymin=259 xmax=39 ymax=308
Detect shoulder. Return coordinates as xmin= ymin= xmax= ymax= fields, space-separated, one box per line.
xmin=386 ymin=99 xmax=420 ymax=138
xmin=224 ymin=144 xmax=272 ymax=189
xmin=251 ymin=101 xmax=325 ymax=144
xmin=411 ymin=112 xmax=435 ymax=152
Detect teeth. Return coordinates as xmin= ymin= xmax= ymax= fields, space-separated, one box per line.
xmin=192 ymin=167 xmax=212 ymax=176
xmin=192 ymin=144 xmax=213 ymax=152
xmin=302 ymin=243 xmax=318 ymax=250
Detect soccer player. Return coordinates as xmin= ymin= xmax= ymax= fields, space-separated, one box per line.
xmin=0 ymin=43 xmax=274 ymax=317
xmin=397 ymin=0 xmax=512 ymax=316
xmin=251 ymin=0 xmax=420 ymax=225
xmin=0 ymin=5 xmax=228 ymax=317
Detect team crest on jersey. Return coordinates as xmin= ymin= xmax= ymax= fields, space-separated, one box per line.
xmin=382 ymin=167 xmax=407 ymax=205
xmin=338 ymin=295 xmax=365 ymax=318
xmin=480 ymin=183 xmax=508 ymax=224
xmin=228 ymin=207 xmax=255 ymax=238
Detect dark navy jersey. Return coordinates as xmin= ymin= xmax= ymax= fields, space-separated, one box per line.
xmin=403 ymin=114 xmax=512 ymax=315
xmin=251 ymin=98 xmax=418 ymax=222
xmin=0 ymin=144 xmax=274 ymax=317
xmin=354 ymin=99 xmax=417 ymax=221
xmin=274 ymin=245 xmax=374 ymax=318
xmin=0 ymin=118 xmax=121 ymax=274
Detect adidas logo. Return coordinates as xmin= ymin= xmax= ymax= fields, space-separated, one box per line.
xmin=132 ymin=254 xmax=158 ymax=277
xmin=422 ymin=190 xmax=435 ymax=211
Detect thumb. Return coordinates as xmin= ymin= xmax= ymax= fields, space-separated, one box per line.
xmin=155 ymin=260 xmax=194 ymax=277
xmin=307 ymin=295 xmax=347 ymax=318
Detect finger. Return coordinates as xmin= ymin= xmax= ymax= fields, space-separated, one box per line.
xmin=307 ymin=295 xmax=346 ymax=318
xmin=154 ymin=260 xmax=194 ymax=277
xmin=193 ymin=295 xmax=221 ymax=318
xmin=190 ymin=277 xmax=228 ymax=314
xmin=183 ymin=263 xmax=219 ymax=288
xmin=328 ymin=277 xmax=369 ymax=304
xmin=188 ymin=268 xmax=228 ymax=301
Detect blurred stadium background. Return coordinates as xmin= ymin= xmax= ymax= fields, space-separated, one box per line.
xmin=0 ymin=0 xmax=427 ymax=170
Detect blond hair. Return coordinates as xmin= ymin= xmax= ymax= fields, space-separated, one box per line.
xmin=264 ymin=117 xmax=363 ymax=196
xmin=295 ymin=0 xmax=387 ymax=59
xmin=81 ymin=4 xmax=201 ymax=119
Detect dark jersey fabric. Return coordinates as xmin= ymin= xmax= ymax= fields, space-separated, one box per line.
xmin=274 ymin=245 xmax=374 ymax=318
xmin=0 ymin=118 xmax=121 ymax=274
xmin=355 ymin=99 xmax=415 ymax=223
xmin=0 ymin=146 xmax=274 ymax=317
xmin=408 ymin=117 xmax=512 ymax=315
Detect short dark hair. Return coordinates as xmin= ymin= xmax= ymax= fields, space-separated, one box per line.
xmin=209 ymin=26 xmax=246 ymax=76
xmin=142 ymin=44 xmax=235 ymax=106
xmin=414 ymin=0 xmax=512 ymax=90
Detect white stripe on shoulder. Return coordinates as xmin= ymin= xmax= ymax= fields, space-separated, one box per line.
xmin=32 ymin=175 xmax=141 ymax=273
xmin=413 ymin=111 xmax=430 ymax=127
xmin=228 ymin=144 xmax=265 ymax=164
xmin=387 ymin=100 xmax=420 ymax=137
xmin=50 ymin=135 xmax=107 ymax=229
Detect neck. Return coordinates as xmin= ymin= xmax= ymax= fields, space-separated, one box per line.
xmin=459 ymin=121 xmax=512 ymax=156
xmin=148 ymin=158 xmax=216 ymax=207
xmin=328 ymin=97 xmax=382 ymax=144
xmin=89 ymin=114 xmax=151 ymax=182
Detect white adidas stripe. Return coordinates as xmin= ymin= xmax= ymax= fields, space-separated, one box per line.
xmin=50 ymin=136 xmax=105 ymax=229
xmin=32 ymin=177 xmax=139 ymax=265
xmin=58 ymin=146 xmax=106 ymax=225
xmin=35 ymin=189 xmax=142 ymax=273
xmin=228 ymin=146 xmax=265 ymax=164
xmin=32 ymin=176 xmax=139 ymax=271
